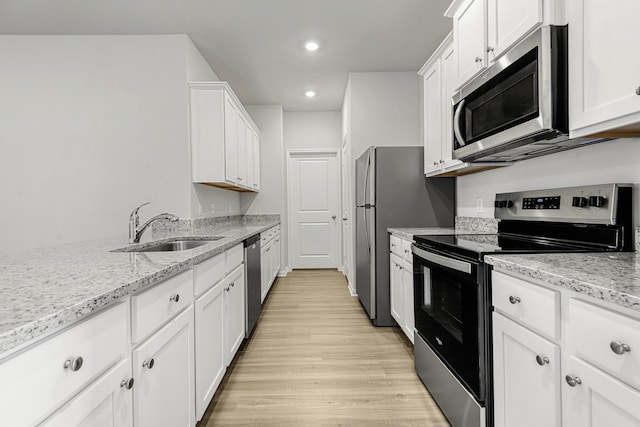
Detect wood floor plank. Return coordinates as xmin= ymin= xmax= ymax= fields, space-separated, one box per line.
xmin=199 ymin=269 xmax=449 ymax=426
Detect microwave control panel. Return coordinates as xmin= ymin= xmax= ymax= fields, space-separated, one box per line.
xmin=522 ymin=196 xmax=560 ymax=210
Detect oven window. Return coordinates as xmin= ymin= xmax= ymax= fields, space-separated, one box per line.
xmin=422 ymin=266 xmax=463 ymax=343
xmin=463 ymin=47 xmax=539 ymax=143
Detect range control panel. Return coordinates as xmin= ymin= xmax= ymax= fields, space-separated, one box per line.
xmin=493 ymin=184 xmax=631 ymax=225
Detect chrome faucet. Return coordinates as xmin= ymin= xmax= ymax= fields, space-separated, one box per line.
xmin=129 ymin=202 xmax=179 ymax=244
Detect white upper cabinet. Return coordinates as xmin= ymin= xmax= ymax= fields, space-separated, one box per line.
xmin=446 ymin=0 xmax=560 ymax=90
xmin=568 ymin=0 xmax=640 ymax=138
xmin=419 ymin=33 xmax=508 ymax=177
xmin=487 ymin=0 xmax=542 ymax=60
xmin=452 ymin=0 xmax=488 ymax=88
xmin=190 ymin=82 xmax=260 ymax=192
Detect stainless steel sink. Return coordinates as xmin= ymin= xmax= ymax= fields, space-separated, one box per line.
xmin=117 ymin=237 xmax=224 ymax=253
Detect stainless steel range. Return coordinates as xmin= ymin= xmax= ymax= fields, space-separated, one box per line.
xmin=411 ymin=183 xmax=633 ymax=427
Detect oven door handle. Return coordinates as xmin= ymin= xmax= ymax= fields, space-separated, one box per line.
xmin=412 ymin=246 xmax=472 ymax=274
xmin=453 ymin=99 xmax=466 ymax=147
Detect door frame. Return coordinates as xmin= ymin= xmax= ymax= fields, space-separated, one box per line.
xmin=286 ymin=148 xmax=342 ymax=270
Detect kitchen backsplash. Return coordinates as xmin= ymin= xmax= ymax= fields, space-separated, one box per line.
xmin=455 ymin=216 xmax=499 ymax=234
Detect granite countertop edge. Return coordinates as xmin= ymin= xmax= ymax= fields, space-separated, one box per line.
xmin=486 ymin=254 xmax=640 ymax=313
xmin=0 ymin=221 xmax=280 ymax=356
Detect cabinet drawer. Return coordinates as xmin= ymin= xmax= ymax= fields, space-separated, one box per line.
xmin=0 ymin=303 xmax=127 ymax=427
xmin=132 ymin=270 xmax=194 ymax=344
xmin=492 ymin=271 xmax=559 ymax=338
xmin=225 ymin=243 xmax=244 ymax=273
xmin=193 ymin=252 xmax=225 ymax=297
xmin=390 ymin=235 xmax=402 ymax=257
xmin=401 ymin=239 xmax=413 ymax=263
xmin=568 ymin=298 xmax=640 ymax=389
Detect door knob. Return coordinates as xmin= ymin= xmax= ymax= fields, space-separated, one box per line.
xmin=342 ymin=217 xmax=347 ymax=221
xmin=332 ymin=215 xmax=336 ymax=219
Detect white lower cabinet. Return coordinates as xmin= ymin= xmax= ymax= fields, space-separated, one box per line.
xmin=390 ymin=254 xmax=403 ymax=324
xmin=493 ymin=270 xmax=640 ymax=426
xmin=388 ymin=234 xmax=414 ymax=343
xmin=42 ymin=358 xmax=134 ymax=427
xmin=194 ymin=281 xmax=225 ymax=420
xmin=564 ymin=356 xmax=640 ymax=427
xmin=493 ymin=312 xmax=561 ymax=427
xmin=260 ymin=225 xmax=281 ymax=302
xmin=133 ymin=305 xmax=195 ymax=427
xmin=224 ymin=264 xmax=245 ymax=366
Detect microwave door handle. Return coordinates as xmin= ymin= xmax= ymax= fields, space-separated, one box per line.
xmin=453 ymin=99 xmax=466 ymax=146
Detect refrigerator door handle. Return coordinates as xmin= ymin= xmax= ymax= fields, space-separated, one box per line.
xmin=363 ymin=153 xmax=370 ymax=207
xmin=363 ymin=207 xmax=370 ymax=255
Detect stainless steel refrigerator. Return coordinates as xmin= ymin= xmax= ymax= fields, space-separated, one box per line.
xmin=355 ymin=146 xmax=455 ymax=326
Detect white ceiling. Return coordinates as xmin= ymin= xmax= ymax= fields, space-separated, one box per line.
xmin=0 ymin=0 xmax=453 ymax=111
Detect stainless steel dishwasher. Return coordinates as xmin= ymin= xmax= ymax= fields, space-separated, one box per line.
xmin=244 ymin=234 xmax=261 ymax=337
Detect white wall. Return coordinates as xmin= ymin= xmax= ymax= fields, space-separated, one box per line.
xmin=283 ymin=112 xmax=342 ymax=150
xmin=349 ymin=72 xmax=421 ymax=159
xmin=0 ymin=35 xmax=196 ymax=253
xmin=456 ymin=138 xmax=640 ymax=225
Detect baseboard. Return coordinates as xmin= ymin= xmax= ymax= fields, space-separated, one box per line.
xmin=277 ymin=266 xmax=292 ymax=277
xmin=348 ymin=278 xmax=357 ymax=297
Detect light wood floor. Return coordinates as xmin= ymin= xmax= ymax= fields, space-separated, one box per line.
xmin=199 ymin=269 xmax=449 ymax=426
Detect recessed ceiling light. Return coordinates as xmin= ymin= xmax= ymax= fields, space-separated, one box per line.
xmin=305 ymin=90 xmax=317 ymax=98
xmin=304 ymin=40 xmax=320 ymax=52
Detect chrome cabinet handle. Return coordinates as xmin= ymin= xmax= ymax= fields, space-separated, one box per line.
xmin=404 ymin=249 xmax=409 ymax=254
xmin=225 ymin=286 xmax=230 ymax=292
xmin=230 ymin=282 xmax=235 ymax=288
xmin=610 ymin=341 xmax=631 ymax=355
xmin=169 ymin=294 xmax=180 ymax=303
xmin=439 ymin=159 xmax=444 ymax=163
xmin=142 ymin=359 xmax=155 ymax=369
xmin=475 ymin=56 xmax=482 ymax=63
xmin=536 ymin=355 xmax=549 ymax=366
xmin=509 ymin=295 xmax=521 ymax=304
xmin=120 ymin=378 xmax=135 ymax=390
xmin=63 ymin=356 xmax=84 ymax=372
xmin=342 ymin=217 xmax=347 ymax=221
xmin=565 ymin=375 xmax=582 ymax=387
xmin=486 ymin=46 xmax=494 ymax=53
xmin=433 ymin=161 xmax=438 ymax=166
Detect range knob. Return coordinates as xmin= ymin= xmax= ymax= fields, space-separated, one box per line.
xmin=572 ymin=197 xmax=588 ymax=208
xmin=589 ymin=196 xmax=606 ymax=208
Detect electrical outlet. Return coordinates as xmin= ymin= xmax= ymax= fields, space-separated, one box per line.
xmin=476 ymin=197 xmax=484 ymax=213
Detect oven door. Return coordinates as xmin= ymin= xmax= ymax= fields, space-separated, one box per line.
xmin=412 ymin=244 xmax=485 ymax=402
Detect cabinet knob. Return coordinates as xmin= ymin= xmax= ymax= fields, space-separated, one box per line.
xmin=404 ymin=249 xmax=409 ymax=254
xmin=509 ymin=295 xmax=521 ymax=304
xmin=142 ymin=358 xmax=155 ymax=369
xmin=399 ymin=266 xmax=403 ymax=270
xmin=475 ymin=56 xmax=483 ymax=63
xmin=342 ymin=217 xmax=348 ymax=221
xmin=535 ymin=355 xmax=550 ymax=366
xmin=565 ymin=375 xmax=582 ymax=387
xmin=486 ymin=46 xmax=494 ymax=53
xmin=63 ymin=356 xmax=84 ymax=372
xmin=439 ymin=159 xmax=444 ymax=163
xmin=120 ymin=378 xmax=135 ymax=390
xmin=433 ymin=161 xmax=438 ymax=166
xmin=230 ymin=282 xmax=235 ymax=288
xmin=332 ymin=215 xmax=336 ymax=219
xmin=169 ymin=294 xmax=180 ymax=303
xmin=225 ymin=286 xmax=230 ymax=292
xmin=610 ymin=341 xmax=631 ymax=355
xmin=636 ymin=86 xmax=640 ymax=95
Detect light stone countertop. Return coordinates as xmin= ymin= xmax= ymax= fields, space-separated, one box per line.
xmin=387 ymin=227 xmax=456 ymax=240
xmin=0 ymin=220 xmax=279 ymax=355
xmin=485 ymin=252 xmax=640 ymax=313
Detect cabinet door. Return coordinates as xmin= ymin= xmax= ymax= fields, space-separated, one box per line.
xmin=273 ymin=237 xmax=281 ymax=278
xmin=133 ymin=306 xmax=195 ymax=427
xmin=402 ymin=259 xmax=414 ymax=344
xmin=493 ymin=312 xmax=561 ymax=427
xmin=236 ymin=114 xmax=248 ymax=186
xmin=569 ymin=0 xmax=640 ymax=136
xmin=246 ymin=127 xmax=255 ymax=191
xmin=564 ymin=356 xmax=640 ymax=427
xmin=454 ymin=0 xmax=487 ymax=88
xmin=194 ymin=282 xmax=225 ymax=420
xmin=260 ymin=246 xmax=268 ymax=303
xmin=41 ymin=359 xmax=133 ymax=427
xmin=224 ymin=264 xmax=245 ymax=366
xmin=389 ymin=254 xmax=403 ymax=326
xmin=423 ymin=57 xmax=443 ymax=175
xmin=487 ymin=0 xmax=542 ymax=60
xmin=224 ymin=94 xmax=239 ymax=184
xmin=253 ymin=131 xmax=261 ymax=190
xmin=440 ymin=38 xmax=460 ymax=169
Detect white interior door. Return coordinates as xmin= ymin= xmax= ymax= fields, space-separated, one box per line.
xmin=288 ymin=150 xmax=341 ymax=269
xmin=341 ymin=143 xmax=351 ymax=280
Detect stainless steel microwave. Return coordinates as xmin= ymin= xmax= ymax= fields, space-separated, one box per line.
xmin=451 ymin=25 xmax=599 ymax=163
